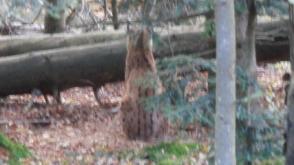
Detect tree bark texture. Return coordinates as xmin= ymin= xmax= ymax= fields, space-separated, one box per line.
xmin=0 ymin=31 xmax=126 ymax=56
xmin=0 ymin=41 xmax=125 ymax=97
xmin=235 ymin=1 xmax=257 ymax=164
xmin=215 ymin=0 xmax=236 ymax=164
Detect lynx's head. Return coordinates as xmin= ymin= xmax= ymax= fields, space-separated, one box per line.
xmin=127 ymin=27 xmax=153 ymax=52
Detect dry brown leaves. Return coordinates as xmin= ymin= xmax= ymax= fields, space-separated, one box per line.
xmin=0 ymin=83 xmax=148 ymax=164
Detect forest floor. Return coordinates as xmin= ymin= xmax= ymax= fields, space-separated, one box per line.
xmin=0 ymin=84 xmax=209 ymax=164
xmin=0 ymin=62 xmax=290 ymax=164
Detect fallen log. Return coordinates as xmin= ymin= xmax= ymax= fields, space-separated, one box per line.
xmin=0 ymin=31 xmax=126 ymax=56
xmin=0 ymin=28 xmax=289 ymax=98
xmin=0 ymin=20 xmax=287 ymax=58
xmin=0 ymin=41 xmax=125 ymax=97
xmin=0 ymin=27 xmax=205 ymax=57
xmin=0 ymin=31 xmax=211 ymax=98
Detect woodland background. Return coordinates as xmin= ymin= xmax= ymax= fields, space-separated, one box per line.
xmin=0 ymin=0 xmax=291 ymax=164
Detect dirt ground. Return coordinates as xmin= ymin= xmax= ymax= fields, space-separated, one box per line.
xmin=0 ymin=83 xmax=145 ymax=163
xmin=0 ymin=83 xmax=208 ymax=164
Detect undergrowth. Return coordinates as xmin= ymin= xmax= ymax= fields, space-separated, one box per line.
xmin=116 ymin=141 xmax=202 ymax=165
xmin=0 ymin=132 xmax=31 ymax=165
xmin=138 ymin=55 xmax=285 ymax=164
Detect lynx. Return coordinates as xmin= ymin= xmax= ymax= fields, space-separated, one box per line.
xmin=121 ymin=27 xmax=166 ymax=141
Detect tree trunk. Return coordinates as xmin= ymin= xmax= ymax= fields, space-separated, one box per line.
xmin=215 ymin=0 xmax=236 ymax=165
xmin=235 ymin=1 xmax=257 ymax=164
xmin=44 ymin=0 xmax=66 ymax=33
xmin=0 ymin=31 xmax=125 ymax=56
xmin=111 ymin=0 xmax=119 ymax=30
xmin=286 ymin=3 xmax=294 ymax=165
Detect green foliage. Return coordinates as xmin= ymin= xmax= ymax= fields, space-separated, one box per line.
xmin=0 ymin=0 xmax=43 ymax=25
xmin=180 ymin=0 xmax=213 ymax=12
xmin=124 ymin=0 xmax=143 ymax=7
xmin=142 ymin=56 xmax=285 ymax=163
xmin=203 ymin=19 xmax=215 ymax=37
xmin=236 ymin=105 xmax=284 ymax=164
xmin=235 ymin=0 xmax=248 ymax=14
xmin=94 ymin=141 xmax=201 ymax=164
xmin=46 ymin=0 xmax=79 ymax=19
xmin=0 ymin=132 xmax=31 ymax=165
xmin=143 ymin=142 xmax=200 ymax=165
xmin=235 ymin=0 xmax=287 ymax=16
xmin=256 ymin=0 xmax=288 ymax=16
xmin=142 ymin=56 xmax=215 ymax=127
xmin=256 ymin=156 xmax=284 ymax=165
xmin=234 ymin=0 xmax=287 ymax=17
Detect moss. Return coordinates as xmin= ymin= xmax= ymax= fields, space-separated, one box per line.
xmin=0 ymin=133 xmax=31 ymax=165
xmin=256 ymin=157 xmax=284 ymax=165
xmin=143 ymin=142 xmax=200 ymax=164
